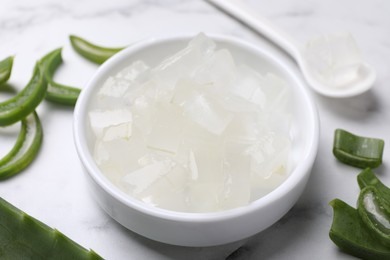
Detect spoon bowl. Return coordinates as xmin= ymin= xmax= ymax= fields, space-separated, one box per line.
xmin=207 ymin=0 xmax=376 ymax=98
xmin=299 ymin=60 xmax=376 ymax=98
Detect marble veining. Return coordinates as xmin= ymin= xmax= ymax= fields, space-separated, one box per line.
xmin=1 ymin=0 xmax=389 ymax=259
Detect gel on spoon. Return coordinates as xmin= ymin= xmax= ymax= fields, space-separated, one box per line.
xmin=207 ymin=0 xmax=376 ymax=98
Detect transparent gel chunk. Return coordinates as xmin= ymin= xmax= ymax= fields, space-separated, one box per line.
xmin=187 ymin=182 xmax=223 ymax=212
xmin=151 ymin=33 xmax=216 ymax=88
xmin=102 ymin=122 xmax=132 ymax=142
xmin=146 ymin=103 xmax=186 ymax=154
xmin=304 ymin=32 xmax=363 ymax=87
xmin=171 ymin=78 xmax=200 ymax=106
xmin=93 ymin=128 xmax=148 ymax=187
xmin=250 ymin=172 xmax=288 ymax=200
xmin=220 ymin=141 xmax=251 ymax=209
xmin=183 ymin=93 xmax=233 ymax=135
xmin=193 ymin=48 xmax=237 ymax=91
xmin=98 ymin=61 xmax=149 ymax=98
xmin=248 ymin=132 xmax=291 ymax=180
xmin=116 ymin=60 xmax=150 ymax=81
xmin=89 ymin=108 xmax=132 ymax=138
xmin=223 ymin=113 xmax=260 ymax=142
xmin=258 ymin=73 xmax=290 ymax=112
xmin=228 ymin=65 xmax=265 ymax=107
xmin=123 ymin=158 xmax=176 ymax=195
xmin=133 ymin=164 xmax=190 ymax=212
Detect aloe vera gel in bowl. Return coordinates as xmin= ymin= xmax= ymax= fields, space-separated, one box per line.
xmin=87 ymin=33 xmax=292 ymax=213
xmin=74 ymin=33 xmax=319 ymax=246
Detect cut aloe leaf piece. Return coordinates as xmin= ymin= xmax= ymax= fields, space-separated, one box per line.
xmin=0 ymin=196 xmax=102 ymax=259
xmin=0 ymin=63 xmax=46 ymax=126
xmin=0 ymin=56 xmax=14 ymax=85
xmin=40 ymin=48 xmax=81 ymax=106
xmin=357 ymin=168 xmax=390 ymax=198
xmin=0 ymin=112 xmax=42 ymax=179
xmin=333 ymin=129 xmax=384 ymax=168
xmin=69 ymin=35 xmax=124 ymax=64
xmin=358 ymin=186 xmax=390 ymax=247
xmin=329 ymin=199 xmax=390 ymax=260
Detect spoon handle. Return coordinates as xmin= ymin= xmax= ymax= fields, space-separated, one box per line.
xmin=207 ymin=0 xmax=302 ymax=60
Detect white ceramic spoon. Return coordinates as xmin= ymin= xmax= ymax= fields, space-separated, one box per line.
xmin=206 ymin=0 xmax=376 ymax=98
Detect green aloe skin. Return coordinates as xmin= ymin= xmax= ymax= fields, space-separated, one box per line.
xmin=329 ymin=199 xmax=390 ymax=260
xmin=0 ymin=63 xmax=47 ymax=126
xmin=0 ymin=56 xmax=13 ymax=85
xmin=40 ymin=48 xmax=81 ymax=106
xmin=69 ymin=35 xmax=124 ymax=64
xmin=333 ymin=129 xmax=384 ymax=169
xmin=0 ymin=197 xmax=103 ymax=259
xmin=0 ymin=37 xmax=127 ymax=256
xmin=330 ymin=169 xmax=390 ymax=259
xmin=0 ymin=112 xmax=43 ymax=180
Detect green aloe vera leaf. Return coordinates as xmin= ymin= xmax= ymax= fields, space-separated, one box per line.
xmin=0 ymin=118 xmax=27 ymax=166
xmin=333 ymin=129 xmax=384 ymax=169
xmin=329 ymin=199 xmax=390 ymax=260
xmin=40 ymin=48 xmax=81 ymax=106
xmin=357 ymin=168 xmax=390 ymax=209
xmin=358 ymin=186 xmax=390 ymax=247
xmin=0 ymin=56 xmax=14 ymax=85
xmin=69 ymin=35 xmax=124 ymax=64
xmin=0 ymin=112 xmax=42 ymax=179
xmin=0 ymin=197 xmax=102 ymax=259
xmin=0 ymin=62 xmax=47 ymax=126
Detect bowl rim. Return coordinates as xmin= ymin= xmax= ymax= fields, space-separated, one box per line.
xmin=73 ymin=33 xmax=320 ymax=223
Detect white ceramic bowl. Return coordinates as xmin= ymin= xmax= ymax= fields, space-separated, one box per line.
xmin=73 ymin=34 xmax=319 ymax=247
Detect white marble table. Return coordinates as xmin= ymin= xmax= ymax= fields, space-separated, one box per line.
xmin=0 ymin=0 xmax=389 ymax=259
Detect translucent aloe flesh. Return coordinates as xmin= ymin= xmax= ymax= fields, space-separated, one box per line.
xmin=358 ymin=186 xmax=390 ymax=247
xmin=356 ymin=169 xmax=390 ymax=248
xmin=0 ymin=56 xmax=14 ymax=85
xmin=357 ymin=168 xmax=390 ymax=216
xmin=358 ymin=168 xmax=390 ymax=196
xmin=40 ymin=48 xmax=81 ymax=106
xmin=0 ymin=197 xmax=103 ymax=259
xmin=69 ymin=35 xmax=124 ymax=64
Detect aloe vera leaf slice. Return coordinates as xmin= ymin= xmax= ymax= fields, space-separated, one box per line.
xmin=333 ymin=129 xmax=385 ymax=169
xmin=0 ymin=63 xmax=46 ymax=126
xmin=69 ymin=35 xmax=124 ymax=64
xmin=329 ymin=199 xmax=390 ymax=260
xmin=0 ymin=119 xmax=27 ymax=166
xmin=40 ymin=48 xmax=81 ymax=106
xmin=357 ymin=168 xmax=390 ymax=197
xmin=0 ymin=112 xmax=42 ymax=179
xmin=0 ymin=196 xmax=103 ymax=259
xmin=358 ymin=186 xmax=390 ymax=247
xmin=0 ymin=56 xmax=14 ymax=85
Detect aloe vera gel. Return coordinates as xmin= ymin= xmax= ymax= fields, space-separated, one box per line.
xmin=88 ymin=34 xmax=293 ymax=213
